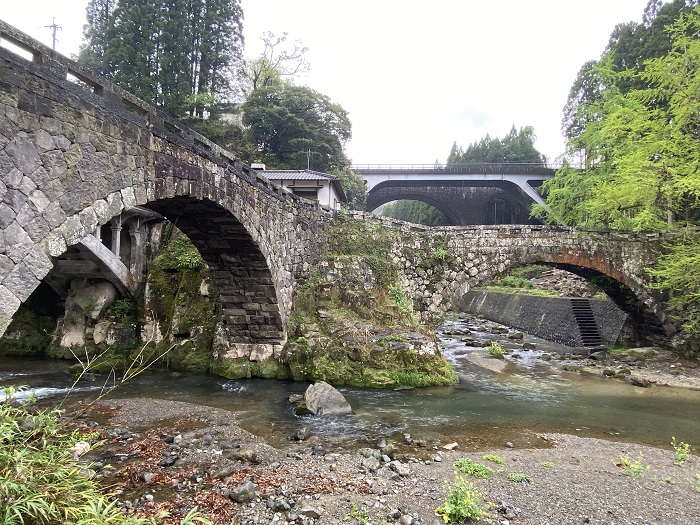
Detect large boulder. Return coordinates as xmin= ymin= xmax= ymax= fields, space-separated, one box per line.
xmin=299 ymin=381 xmax=352 ymax=416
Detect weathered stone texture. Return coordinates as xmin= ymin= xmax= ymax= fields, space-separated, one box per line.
xmin=347 ymin=211 xmax=668 ymax=342
xmin=0 ymin=24 xmax=332 ymax=361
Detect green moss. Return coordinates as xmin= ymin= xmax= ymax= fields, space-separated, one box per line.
xmin=0 ymin=303 xmax=56 ymax=357
xmin=210 ymin=357 xmax=252 ymax=379
xmin=147 ymin=232 xmax=220 ymax=341
xmin=178 ymin=348 xmax=213 ymax=374
xmin=250 ymin=358 xmax=290 ymax=379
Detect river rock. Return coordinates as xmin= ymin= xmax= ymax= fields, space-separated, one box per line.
xmin=299 ymin=381 xmax=352 ymax=416
xmin=626 ymin=347 xmax=658 ymax=360
xmin=227 ymin=479 xmax=257 ymax=503
xmin=389 ymin=460 xmax=411 ymax=477
xmin=361 ymin=456 xmax=382 ymax=472
xmin=631 ymin=376 xmax=652 ymax=388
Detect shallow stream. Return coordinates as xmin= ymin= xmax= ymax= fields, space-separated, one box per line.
xmin=2 ymin=314 xmax=699 ymax=450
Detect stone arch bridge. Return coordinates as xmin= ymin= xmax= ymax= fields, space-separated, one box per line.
xmin=0 ymin=20 xmax=674 ymax=355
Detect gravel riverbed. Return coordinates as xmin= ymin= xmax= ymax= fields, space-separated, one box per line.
xmin=76 ymin=354 xmax=700 ymax=525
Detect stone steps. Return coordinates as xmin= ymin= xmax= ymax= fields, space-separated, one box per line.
xmin=571 ymin=298 xmax=604 ymax=348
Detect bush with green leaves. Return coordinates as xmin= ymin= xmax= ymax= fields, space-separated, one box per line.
xmin=671 ymin=436 xmax=691 ymax=465
xmin=507 ymin=472 xmax=532 ymax=483
xmin=454 ymin=457 xmax=494 ymax=478
xmin=483 ymin=454 xmax=504 ymax=465
xmin=0 ymin=386 xmax=211 ymax=525
xmin=436 ymin=473 xmax=491 ymax=523
xmin=485 ymin=342 xmax=505 ymax=359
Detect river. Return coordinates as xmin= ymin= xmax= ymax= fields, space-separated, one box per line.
xmin=2 ymin=313 xmax=699 ymax=451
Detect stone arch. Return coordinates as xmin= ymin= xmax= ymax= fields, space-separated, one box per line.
xmin=450 ymin=248 xmax=670 ymax=343
xmin=143 ymin=197 xmax=285 ymax=349
xmin=0 ymin=25 xmax=332 ymax=346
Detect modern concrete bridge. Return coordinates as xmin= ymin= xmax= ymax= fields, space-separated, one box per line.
xmin=353 ymin=164 xmax=555 ymax=225
xmin=0 ymin=20 xmax=680 ymax=355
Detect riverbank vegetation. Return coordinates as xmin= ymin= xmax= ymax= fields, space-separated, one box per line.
xmin=0 ymin=387 xmax=210 ymax=525
xmin=533 ymin=2 xmax=700 ymax=336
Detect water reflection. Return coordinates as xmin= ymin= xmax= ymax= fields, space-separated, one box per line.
xmin=1 ymin=315 xmax=699 ymax=449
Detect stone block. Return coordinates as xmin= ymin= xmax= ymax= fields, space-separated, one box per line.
xmin=3 ymin=261 xmax=39 ymax=302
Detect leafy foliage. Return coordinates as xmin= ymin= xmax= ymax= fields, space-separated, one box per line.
xmin=379 ymin=200 xmax=451 ymax=226
xmin=242 ymin=82 xmax=351 ymax=172
xmin=671 ymin=436 xmax=691 ymax=465
xmin=0 ymin=386 xmax=211 ymax=524
xmin=614 ymin=452 xmax=648 ymax=477
xmin=506 ymin=472 xmax=532 ymax=483
xmin=454 ymin=458 xmax=494 ymax=478
xmin=486 ymin=342 xmax=504 ymax=359
xmin=536 ymin=5 xmax=700 ymax=334
xmin=436 ymin=474 xmax=491 ymax=523
xmin=483 ymin=454 xmax=504 ymax=465
xmin=334 ymin=169 xmax=367 ymax=210
xmin=80 ymin=0 xmax=244 ymax=118
xmin=239 ymin=31 xmax=310 ymax=97
xmin=448 ymin=125 xmax=545 ymax=165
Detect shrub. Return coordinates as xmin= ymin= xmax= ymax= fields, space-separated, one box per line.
xmin=454 ymin=457 xmax=494 ymax=478
xmin=436 ymin=474 xmax=491 ymax=523
xmin=483 ymin=454 xmax=504 ymax=465
xmin=507 ymin=472 xmax=532 ymax=483
xmin=671 ymin=436 xmax=691 ymax=465
xmin=0 ymin=386 xmax=211 ymax=525
xmin=498 ymin=275 xmax=534 ymax=289
xmin=485 ymin=342 xmax=504 ymax=359
xmin=614 ymin=452 xmax=647 ymax=477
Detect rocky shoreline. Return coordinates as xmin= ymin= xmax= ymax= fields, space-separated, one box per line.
xmin=74 ymin=351 xmax=700 ymax=525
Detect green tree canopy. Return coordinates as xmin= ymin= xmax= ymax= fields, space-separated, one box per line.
xmin=241 ymin=83 xmax=351 ymax=172
xmin=379 ymin=201 xmax=451 ymax=226
xmin=536 ymin=4 xmax=700 ymax=334
xmin=79 ymin=0 xmax=244 ymax=118
xmin=447 ymin=125 xmax=545 ymax=165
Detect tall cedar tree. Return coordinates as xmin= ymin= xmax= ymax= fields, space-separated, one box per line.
xmin=447 ymin=125 xmax=545 ymax=165
xmin=79 ymin=0 xmax=243 ymax=118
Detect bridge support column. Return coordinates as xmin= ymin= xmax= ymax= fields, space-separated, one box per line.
xmin=128 ymin=220 xmax=146 ymax=279
xmin=110 ymin=219 xmax=123 ymax=260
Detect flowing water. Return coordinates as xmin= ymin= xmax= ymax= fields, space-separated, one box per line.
xmin=2 ymin=314 xmax=700 ymax=451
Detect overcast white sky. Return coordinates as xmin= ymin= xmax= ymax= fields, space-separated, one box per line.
xmin=1 ymin=0 xmax=652 ymax=165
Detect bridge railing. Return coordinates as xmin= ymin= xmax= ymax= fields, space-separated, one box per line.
xmin=351 ymin=162 xmax=563 ymax=173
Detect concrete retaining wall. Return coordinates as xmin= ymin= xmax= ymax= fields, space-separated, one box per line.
xmin=458 ymin=291 xmax=628 ymax=347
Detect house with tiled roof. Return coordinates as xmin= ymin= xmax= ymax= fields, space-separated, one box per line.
xmin=252 ymin=165 xmax=347 ymax=211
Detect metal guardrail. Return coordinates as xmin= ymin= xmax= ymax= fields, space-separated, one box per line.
xmin=351 ymin=162 xmax=563 ymax=173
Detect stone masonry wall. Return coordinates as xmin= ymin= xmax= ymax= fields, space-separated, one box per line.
xmin=0 ymin=21 xmax=334 ymax=361
xmin=346 ymin=212 xmax=671 ymax=344
xmin=459 ymin=290 xmax=628 ymax=347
